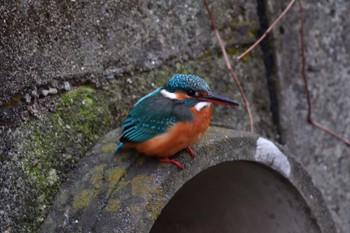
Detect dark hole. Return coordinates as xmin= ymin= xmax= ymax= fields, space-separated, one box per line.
xmin=151 ymin=161 xmax=320 ymax=233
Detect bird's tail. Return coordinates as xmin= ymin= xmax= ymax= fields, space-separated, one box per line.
xmin=114 ymin=142 xmax=124 ymax=153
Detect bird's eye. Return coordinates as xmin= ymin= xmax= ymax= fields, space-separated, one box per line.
xmin=186 ymin=89 xmax=195 ymax=96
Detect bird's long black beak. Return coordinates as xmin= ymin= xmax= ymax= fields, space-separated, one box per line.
xmin=196 ymin=91 xmax=239 ymax=106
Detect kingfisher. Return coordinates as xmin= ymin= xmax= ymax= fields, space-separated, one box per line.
xmin=115 ymin=74 xmax=239 ymax=170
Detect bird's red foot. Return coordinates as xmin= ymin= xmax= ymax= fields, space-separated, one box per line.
xmin=159 ymin=158 xmax=184 ymax=170
xmin=186 ymin=146 xmax=196 ymax=159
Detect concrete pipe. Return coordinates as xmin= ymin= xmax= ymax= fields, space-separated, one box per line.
xmin=40 ymin=126 xmax=335 ymax=233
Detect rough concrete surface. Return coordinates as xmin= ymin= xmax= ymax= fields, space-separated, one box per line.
xmin=0 ymin=0 xmax=257 ymax=102
xmin=40 ymin=127 xmax=335 ymax=233
xmin=267 ymin=1 xmax=350 ymax=233
xmin=1 ymin=0 xmax=274 ymax=232
xmin=0 ymin=0 xmax=348 ymax=232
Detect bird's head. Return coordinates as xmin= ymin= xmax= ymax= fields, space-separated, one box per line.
xmin=161 ymin=74 xmax=239 ymax=108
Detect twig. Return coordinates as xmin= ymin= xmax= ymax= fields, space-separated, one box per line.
xmin=203 ymin=0 xmax=254 ymax=133
xmin=298 ymin=0 xmax=311 ymax=121
xmin=309 ymin=118 xmax=350 ymax=145
xmin=298 ymin=0 xmax=350 ymax=146
xmin=236 ymin=0 xmax=296 ymax=62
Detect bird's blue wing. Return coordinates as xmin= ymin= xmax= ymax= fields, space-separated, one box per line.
xmin=134 ymin=87 xmax=161 ymax=106
xmin=120 ymin=93 xmax=193 ymax=142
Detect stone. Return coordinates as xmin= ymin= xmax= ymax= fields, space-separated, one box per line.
xmin=63 ymin=82 xmax=71 ymax=91
xmin=23 ymin=94 xmax=31 ymax=103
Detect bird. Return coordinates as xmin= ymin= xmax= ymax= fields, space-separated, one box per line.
xmin=115 ymin=74 xmax=239 ymax=170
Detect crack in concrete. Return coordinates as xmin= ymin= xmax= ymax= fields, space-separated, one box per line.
xmin=256 ymin=0 xmax=283 ymax=143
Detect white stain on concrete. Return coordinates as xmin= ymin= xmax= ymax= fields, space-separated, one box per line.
xmin=255 ymin=137 xmax=291 ymax=177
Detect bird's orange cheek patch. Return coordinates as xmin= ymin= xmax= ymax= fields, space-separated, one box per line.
xmin=174 ymin=92 xmax=190 ymax=100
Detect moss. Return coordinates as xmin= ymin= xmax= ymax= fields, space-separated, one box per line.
xmin=59 ymin=86 xmax=109 ymax=142
xmin=146 ymin=195 xmax=165 ymax=220
xmin=106 ymin=198 xmax=121 ymax=212
xmin=128 ymin=203 xmax=141 ymax=214
xmin=20 ymin=124 xmax=61 ymax=197
xmin=128 ymin=173 xmax=166 ymax=220
xmin=19 ymin=86 xmax=112 ymax=230
xmin=107 ymin=167 xmax=125 ymax=184
xmin=131 ymin=175 xmax=154 ymax=196
xmin=113 ymin=180 xmax=129 ymax=194
xmin=102 ymin=143 xmax=116 ymax=153
xmin=73 ymin=189 xmax=95 ymax=209
xmin=90 ymin=165 xmax=105 ymax=189
xmin=2 ymin=96 xmax=21 ymax=107
xmin=106 ymin=167 xmax=125 ymax=195
xmin=71 ymin=165 xmax=105 ymax=210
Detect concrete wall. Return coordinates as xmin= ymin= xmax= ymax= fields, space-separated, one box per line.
xmin=267 ymin=1 xmax=350 ymax=233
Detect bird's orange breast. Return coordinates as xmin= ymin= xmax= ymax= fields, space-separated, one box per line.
xmin=132 ymin=104 xmax=212 ymax=157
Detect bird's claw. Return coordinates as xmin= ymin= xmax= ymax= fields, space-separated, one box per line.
xmin=159 ymin=158 xmax=184 ymax=170
xmin=186 ymin=146 xmax=196 ymax=159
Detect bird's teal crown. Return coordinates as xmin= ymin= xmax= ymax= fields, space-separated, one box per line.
xmin=163 ymin=74 xmax=211 ymax=93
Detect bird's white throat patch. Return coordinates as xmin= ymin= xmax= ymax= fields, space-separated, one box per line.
xmin=194 ymin=102 xmax=211 ymax=111
xmin=160 ymin=89 xmax=177 ymax=99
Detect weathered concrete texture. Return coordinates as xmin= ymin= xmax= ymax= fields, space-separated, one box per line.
xmin=0 ymin=0 xmax=257 ymax=102
xmin=0 ymin=87 xmax=114 ymax=232
xmin=40 ymin=127 xmax=335 ymax=233
xmin=0 ymin=0 xmax=275 ymax=232
xmin=267 ymin=1 xmax=350 ymax=233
